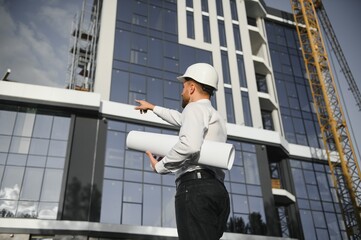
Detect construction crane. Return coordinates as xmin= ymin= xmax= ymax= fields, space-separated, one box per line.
xmin=314 ymin=1 xmax=361 ymax=111
xmin=289 ymin=0 xmax=361 ymax=239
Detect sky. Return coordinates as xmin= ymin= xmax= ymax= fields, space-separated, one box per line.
xmin=0 ymin=0 xmax=360 ymax=161
xmin=0 ymin=0 xmax=83 ymax=87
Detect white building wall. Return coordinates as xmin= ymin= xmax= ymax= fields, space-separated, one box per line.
xmin=93 ymin=0 xmax=117 ymax=100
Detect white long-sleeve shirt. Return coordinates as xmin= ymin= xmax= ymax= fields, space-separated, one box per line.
xmin=153 ymin=99 xmax=227 ymax=181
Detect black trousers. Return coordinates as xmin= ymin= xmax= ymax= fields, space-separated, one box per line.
xmin=175 ymin=175 xmax=230 ymax=240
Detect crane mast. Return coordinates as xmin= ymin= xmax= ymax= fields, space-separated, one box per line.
xmin=289 ymin=0 xmax=361 ymax=238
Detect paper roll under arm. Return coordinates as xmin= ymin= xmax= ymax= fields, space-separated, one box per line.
xmin=126 ymin=131 xmax=235 ymax=170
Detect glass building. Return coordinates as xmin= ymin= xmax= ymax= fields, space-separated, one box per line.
xmin=0 ymin=0 xmax=348 ymax=239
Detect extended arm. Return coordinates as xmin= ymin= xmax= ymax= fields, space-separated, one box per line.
xmin=135 ymin=99 xmax=182 ymax=126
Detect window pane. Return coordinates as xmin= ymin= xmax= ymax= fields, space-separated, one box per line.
xmin=203 ymin=16 xmax=211 ymax=43
xmin=292 ymin=168 xmax=308 ymax=198
xmin=164 ymin=9 xmax=177 ymax=34
xmin=13 ymin=112 xmax=35 ymax=137
xmin=149 ymin=4 xmax=162 ymax=30
xmin=0 ymin=110 xmax=16 ymax=135
xmin=7 ymin=154 xmax=27 ymax=166
xmin=29 ymin=138 xmax=49 ymax=155
xmin=187 ymin=11 xmax=195 ymax=39
xmin=201 ymin=0 xmax=208 ymax=12
xmin=33 ymin=115 xmax=53 ymax=139
xmin=237 ymin=55 xmax=246 ymax=87
xmin=147 ymin=78 xmax=164 ymax=106
xmin=124 ymin=169 xmax=142 ymax=182
xmin=248 ymin=196 xmax=265 ymax=222
xmin=300 ymin=210 xmax=316 ymax=239
xmin=230 ymin=166 xmax=245 ymax=183
xmin=0 ymin=199 xmax=16 ymax=217
xmin=143 ymin=184 xmax=161 ymax=226
xmin=230 ymin=0 xmax=238 ymax=20
xmin=100 ymin=180 xmax=122 ymax=224
xmin=46 ymin=157 xmax=65 ymax=169
xmin=218 ymin=20 xmax=227 ymax=47
xmin=122 ymin=203 xmax=141 ymax=225
xmin=123 ymin=182 xmax=142 ymax=203
xmin=234 ymin=25 xmax=242 ymax=51
xmin=10 ymin=137 xmax=31 ymax=154
xmin=20 ymin=168 xmax=44 ymax=201
xmin=242 ymin=92 xmax=253 ymax=127
xmin=130 ymin=73 xmax=146 ymax=93
xmin=164 ymin=81 xmax=180 ymax=100
xmin=104 ymin=167 xmax=123 ymax=180
xmin=225 ymin=88 xmax=235 ymax=123
xmin=216 ymin=0 xmax=223 ymax=16
xmin=27 ymin=155 xmax=46 ymax=167
xmin=125 ymin=150 xmax=143 ymax=170
xmin=148 ymin=38 xmax=163 ymax=69
xmin=162 ymin=186 xmax=176 ymax=227
xmin=38 ymin=202 xmax=58 ymax=219
xmin=16 ymin=201 xmax=38 ymax=218
xmin=244 ymin=153 xmax=260 ymax=184
xmin=40 ymin=169 xmax=63 ymax=202
xmin=51 ymin=116 xmax=70 ymax=140
xmin=105 ymin=131 xmax=125 ymax=167
xmin=0 ymin=135 xmax=11 ymax=152
xmin=0 ymin=166 xmax=25 ymax=200
xmin=232 ymin=194 xmax=248 ymax=213
xmin=48 ymin=140 xmax=67 ymax=157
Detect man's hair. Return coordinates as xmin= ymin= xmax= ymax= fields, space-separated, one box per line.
xmin=184 ymin=77 xmax=215 ymax=96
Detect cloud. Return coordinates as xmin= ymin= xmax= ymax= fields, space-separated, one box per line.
xmin=0 ymin=0 xmax=81 ymax=88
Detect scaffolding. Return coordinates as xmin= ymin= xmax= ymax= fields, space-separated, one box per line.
xmin=66 ymin=0 xmax=100 ymax=92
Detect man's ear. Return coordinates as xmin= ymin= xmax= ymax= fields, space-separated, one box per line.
xmin=189 ymin=82 xmax=196 ymax=94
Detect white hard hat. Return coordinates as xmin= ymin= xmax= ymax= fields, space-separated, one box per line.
xmin=177 ymin=63 xmax=219 ymax=90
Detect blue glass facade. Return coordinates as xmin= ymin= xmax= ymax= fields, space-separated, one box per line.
xmin=266 ymin=20 xmax=346 ymax=239
xmin=266 ymin=21 xmax=323 ymax=148
xmin=0 ymin=1 xmax=350 ymax=239
xmin=290 ymin=160 xmax=347 ymax=239
xmin=100 ymin=119 xmax=267 ymax=234
xmin=0 ymin=104 xmax=71 ymax=219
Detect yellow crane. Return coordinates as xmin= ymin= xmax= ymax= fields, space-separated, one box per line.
xmin=289 ymin=0 xmax=361 ymax=238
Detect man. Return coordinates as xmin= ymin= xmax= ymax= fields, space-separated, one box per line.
xmin=135 ymin=63 xmax=230 ymax=240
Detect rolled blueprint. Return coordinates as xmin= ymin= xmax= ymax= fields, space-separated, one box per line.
xmin=126 ymin=131 xmax=234 ymax=170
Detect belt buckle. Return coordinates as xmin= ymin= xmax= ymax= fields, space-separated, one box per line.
xmin=197 ymin=171 xmax=202 ymax=179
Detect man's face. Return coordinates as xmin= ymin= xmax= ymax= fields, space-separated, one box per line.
xmin=181 ymin=81 xmax=191 ymax=108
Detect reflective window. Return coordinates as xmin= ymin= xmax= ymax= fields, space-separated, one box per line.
xmin=218 ymin=20 xmax=227 ymax=47
xmin=237 ymin=55 xmax=247 ymax=87
xmin=233 ymin=25 xmax=242 ymax=51
xmin=0 ymin=105 xmax=71 ymax=220
xmin=225 ymin=88 xmax=235 ymax=124
xmin=0 ymin=110 xmax=16 ymax=135
xmin=186 ymin=11 xmax=195 ymax=39
xmin=203 ymin=16 xmax=211 ymax=43
xmin=215 ymin=0 xmax=223 ymax=16
xmin=242 ymin=92 xmax=253 ymax=127
xmin=290 ymin=159 xmax=346 ymax=238
xmin=266 ymin=21 xmax=322 ymax=148
xmin=256 ymin=74 xmax=268 ymax=93
xmin=230 ymin=0 xmax=238 ymax=21
xmin=102 ymin=121 xmax=265 ymax=235
xmin=201 ymin=0 xmax=208 ymax=12
xmin=261 ymin=110 xmax=274 ymax=130
xmin=221 ymin=51 xmax=231 ymax=84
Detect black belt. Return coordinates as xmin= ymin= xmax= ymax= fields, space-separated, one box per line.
xmin=176 ymin=169 xmax=215 ymax=188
